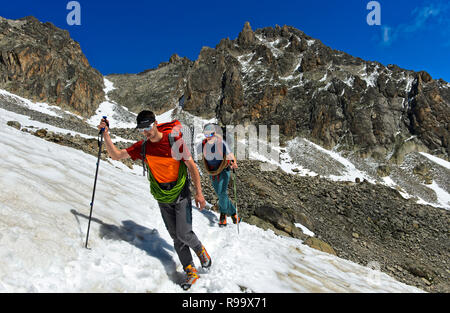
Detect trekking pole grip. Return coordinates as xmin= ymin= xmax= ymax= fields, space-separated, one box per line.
xmin=100 ymin=116 xmax=108 ymax=133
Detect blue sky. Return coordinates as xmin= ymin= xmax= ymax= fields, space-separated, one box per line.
xmin=2 ymin=0 xmax=449 ymax=81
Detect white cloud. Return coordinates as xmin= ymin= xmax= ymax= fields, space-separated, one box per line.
xmin=381 ymin=2 xmax=449 ymax=46
xmin=382 ymin=26 xmax=391 ymax=44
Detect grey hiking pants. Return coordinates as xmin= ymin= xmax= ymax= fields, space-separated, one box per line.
xmin=158 ymin=182 xmax=203 ymax=269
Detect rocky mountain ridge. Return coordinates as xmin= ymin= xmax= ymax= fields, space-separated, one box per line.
xmin=0 ymin=16 xmax=104 ymax=117
xmin=106 ymin=54 xmax=191 ymax=115
xmin=1 ymin=15 xmax=447 ymax=162
xmin=108 ymin=22 xmax=449 ymax=164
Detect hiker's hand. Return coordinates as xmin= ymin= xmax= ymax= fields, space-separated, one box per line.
xmin=195 ymin=193 xmax=206 ymax=211
xmin=98 ymin=118 xmax=109 ymax=134
xmin=230 ymin=159 xmax=238 ymax=169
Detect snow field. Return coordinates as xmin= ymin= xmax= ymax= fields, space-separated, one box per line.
xmin=0 ymin=114 xmax=423 ymax=293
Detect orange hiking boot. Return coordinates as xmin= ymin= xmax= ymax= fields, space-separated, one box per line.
xmin=231 ymin=213 xmax=241 ymax=224
xmin=196 ymin=245 xmax=211 ymax=269
xmin=218 ymin=213 xmax=227 ymax=227
xmin=181 ymin=264 xmax=199 ymax=291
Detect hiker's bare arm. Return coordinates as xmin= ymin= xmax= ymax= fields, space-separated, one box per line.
xmin=98 ymin=120 xmax=131 ymax=161
xmin=184 ymin=158 xmax=203 ymax=195
xmin=104 ymin=133 xmax=130 ymax=161
xmin=184 ymin=158 xmax=206 ymax=210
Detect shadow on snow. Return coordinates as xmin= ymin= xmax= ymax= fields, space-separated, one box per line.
xmin=70 ymin=209 xmax=185 ymax=286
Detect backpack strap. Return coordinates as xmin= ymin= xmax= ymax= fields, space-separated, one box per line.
xmin=141 ymin=139 xmax=147 ymax=176
xmin=168 ymin=133 xmax=175 ymax=150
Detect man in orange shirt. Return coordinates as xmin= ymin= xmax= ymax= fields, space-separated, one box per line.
xmin=98 ymin=111 xmax=211 ymax=290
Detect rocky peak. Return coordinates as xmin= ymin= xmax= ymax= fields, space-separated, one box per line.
xmin=106 ymin=53 xmax=193 ymax=115
xmin=169 ymin=53 xmax=182 ymax=64
xmin=0 ymin=16 xmax=104 ymax=117
xmin=180 ymin=22 xmax=449 ymax=161
xmin=237 ymin=21 xmax=255 ymax=47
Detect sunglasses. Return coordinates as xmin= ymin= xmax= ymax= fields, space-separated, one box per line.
xmin=204 ymin=132 xmax=215 ymax=138
xmin=137 ymin=123 xmax=154 ymax=132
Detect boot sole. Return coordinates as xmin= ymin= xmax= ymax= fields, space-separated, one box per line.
xmin=181 ymin=276 xmax=199 ymax=290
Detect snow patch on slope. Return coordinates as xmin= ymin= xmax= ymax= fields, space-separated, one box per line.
xmin=0 ymin=89 xmax=81 ymax=120
xmin=87 ymin=78 xmax=137 ymax=129
xmin=0 ymin=111 xmax=423 ymax=293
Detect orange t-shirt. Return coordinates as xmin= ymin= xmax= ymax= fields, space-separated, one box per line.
xmin=126 ymin=132 xmax=190 ymax=183
xmin=145 ymin=154 xmax=180 ymax=183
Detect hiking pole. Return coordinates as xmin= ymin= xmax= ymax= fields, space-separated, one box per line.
xmin=85 ymin=116 xmax=108 ymax=249
xmin=232 ymin=168 xmax=240 ymax=235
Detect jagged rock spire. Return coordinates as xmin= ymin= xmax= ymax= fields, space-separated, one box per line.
xmin=237 ymin=21 xmax=255 ymax=46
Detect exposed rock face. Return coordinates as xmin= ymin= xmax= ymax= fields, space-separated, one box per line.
xmin=106 ymin=54 xmax=192 ymax=114
xmin=0 ymin=16 xmax=104 ymax=117
xmin=179 ymin=22 xmax=450 ymax=161
xmin=304 ymin=237 xmax=336 ymax=256
xmin=183 ymin=46 xmax=243 ymax=118
xmin=408 ymin=72 xmax=450 ymax=156
xmin=1 ymin=16 xmax=448 ymax=161
xmin=237 ymin=21 xmax=256 ymax=47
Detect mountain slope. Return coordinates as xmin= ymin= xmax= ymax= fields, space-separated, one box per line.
xmin=181 ymin=22 xmax=449 ymax=162
xmin=1 ymin=77 xmax=448 ymax=292
xmin=106 ymin=54 xmax=192 ymax=115
xmin=1 ymin=16 xmax=448 ymax=162
xmin=0 ymin=109 xmax=423 ymax=293
xmin=0 ymin=16 xmax=104 ymax=117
